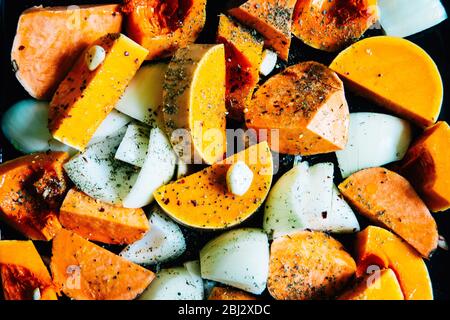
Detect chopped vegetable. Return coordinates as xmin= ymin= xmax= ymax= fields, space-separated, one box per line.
xmin=115 ymin=123 xmax=150 ymax=167
xmin=267 ymin=231 xmax=356 ymax=300
xmin=200 ymin=228 xmax=269 ymax=295
xmin=120 ymin=205 xmax=186 ymax=265
xmin=336 ymin=112 xmax=413 ymax=178
xmin=226 ymin=161 xmax=254 ymax=196
xmin=355 ymin=226 xmax=433 ymax=300
xmin=123 ymin=0 xmax=207 ymax=60
xmin=339 ymin=168 xmax=439 ymax=258
xmin=154 ymin=142 xmax=272 ymax=229
xmin=59 ymin=188 xmax=149 ymax=245
xmin=208 ymin=287 xmax=257 ymax=300
xmin=330 ymin=36 xmax=444 ymax=127
xmin=401 ymin=121 xmax=450 ymax=212
xmin=259 ymin=49 xmax=277 ymax=76
xmin=50 ymin=229 xmax=155 ymax=300
xmin=0 ymin=152 xmax=69 ymax=240
xmin=11 ymin=4 xmax=122 ymax=99
xmin=246 ymin=61 xmax=349 ymax=155
xmin=49 ymin=33 xmax=148 ymax=150
xmin=88 ymin=110 xmax=133 ymax=146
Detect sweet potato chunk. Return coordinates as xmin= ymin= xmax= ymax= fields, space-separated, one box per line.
xmin=0 ymin=240 xmax=57 ymax=300
xmin=354 ymin=226 xmax=433 ymax=300
xmin=292 ymin=0 xmax=379 ymax=52
xmin=339 ymin=168 xmax=438 ymax=258
xmin=208 ymin=287 xmax=257 ymax=300
xmin=338 ymin=269 xmax=404 ymax=300
xmin=123 ymin=0 xmax=207 ymax=60
xmin=217 ymin=14 xmax=264 ymax=121
xmin=0 ymin=152 xmax=69 ymax=241
xmin=11 ymin=5 xmax=122 ymax=99
xmin=59 ymin=188 xmax=149 ymax=245
xmin=50 ymin=229 xmax=155 ymax=300
xmin=267 ymin=231 xmax=356 ymax=300
xmin=245 ymin=61 xmax=349 ymax=155
xmin=401 ymin=121 xmax=450 ymax=212
xmin=228 ymin=0 xmax=296 ymax=61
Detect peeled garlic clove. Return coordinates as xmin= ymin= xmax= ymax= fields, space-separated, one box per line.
xmin=85 ymin=45 xmax=106 ymax=71
xmin=226 ymin=161 xmax=254 ymax=196
xmin=260 ymin=49 xmax=277 ymax=76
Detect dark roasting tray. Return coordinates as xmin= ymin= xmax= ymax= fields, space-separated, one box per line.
xmin=0 ymin=0 xmax=449 ymax=300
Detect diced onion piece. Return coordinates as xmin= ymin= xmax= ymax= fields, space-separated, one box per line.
xmin=226 ymin=161 xmax=254 ymax=196
xmin=115 ymin=123 xmax=150 ymax=167
xmin=259 ymin=49 xmax=277 ymax=76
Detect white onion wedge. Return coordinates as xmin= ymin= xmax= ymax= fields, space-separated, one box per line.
xmin=200 ymin=228 xmax=269 ymax=295
xmin=120 ymin=206 xmax=186 ymax=265
xmin=336 ymin=113 xmax=412 ymax=179
xmin=122 ymin=127 xmax=176 ymax=208
xmin=115 ymin=123 xmax=150 ymax=167
xmin=260 ymin=49 xmax=277 ymax=76
xmin=88 ymin=110 xmax=132 ymax=146
xmin=379 ymin=0 xmax=447 ymax=38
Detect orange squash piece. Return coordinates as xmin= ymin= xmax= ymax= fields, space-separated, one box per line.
xmin=228 ymin=0 xmax=297 ymax=61
xmin=330 ymin=36 xmax=443 ymax=127
xmin=59 ymin=188 xmax=149 ymax=245
xmin=217 ymin=14 xmax=264 ymax=121
xmin=245 ymin=61 xmax=349 ymax=155
xmin=338 ymin=269 xmax=404 ymax=300
xmin=292 ymin=0 xmax=379 ymax=52
xmin=122 ymin=0 xmax=207 ymax=60
xmin=11 ymin=4 xmax=123 ymax=100
xmin=49 ymin=33 xmax=148 ymax=151
xmin=355 ymin=226 xmax=433 ymax=300
xmin=0 ymin=240 xmax=57 ymax=300
xmin=267 ymin=231 xmax=356 ymax=300
xmin=208 ymin=286 xmax=257 ymax=300
xmin=339 ymin=168 xmax=438 ymax=258
xmin=50 ymin=229 xmax=155 ymax=300
xmin=401 ymin=121 xmax=450 ymax=212
xmin=154 ymin=142 xmax=273 ymax=229
xmin=0 ymin=152 xmax=69 ymax=241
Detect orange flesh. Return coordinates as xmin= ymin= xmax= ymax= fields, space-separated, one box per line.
xmin=0 ymin=152 xmax=69 ymax=240
xmin=208 ymin=287 xmax=257 ymax=300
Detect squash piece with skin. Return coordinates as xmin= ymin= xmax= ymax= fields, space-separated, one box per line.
xmin=11 ymin=4 xmax=123 ymax=100
xmin=0 ymin=152 xmax=69 ymax=241
xmin=401 ymin=121 xmax=450 ymax=212
xmin=50 ymin=229 xmax=155 ymax=300
xmin=0 ymin=240 xmax=57 ymax=300
xmin=339 ymin=269 xmax=404 ymax=300
xmin=122 ymin=0 xmax=207 ymax=61
xmin=228 ymin=0 xmax=297 ymax=61
xmin=330 ymin=36 xmax=443 ymax=127
xmin=208 ymin=286 xmax=257 ymax=300
xmin=339 ymin=168 xmax=438 ymax=258
xmin=59 ymin=188 xmax=149 ymax=245
xmin=162 ymin=44 xmax=227 ymax=165
xmin=292 ymin=0 xmax=379 ymax=52
xmin=246 ymin=61 xmax=350 ymax=155
xmin=49 ymin=33 xmax=148 ymax=151
xmin=267 ymin=231 xmax=356 ymax=300
xmin=216 ymin=14 xmax=264 ymax=121
xmin=355 ymin=226 xmax=433 ymax=300
xmin=154 ymin=142 xmax=273 ymax=229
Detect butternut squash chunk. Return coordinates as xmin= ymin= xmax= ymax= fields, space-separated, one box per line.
xmin=338 ymin=269 xmax=404 ymax=300
xmin=0 ymin=152 xmax=69 ymax=241
xmin=123 ymin=0 xmax=207 ymax=60
xmin=245 ymin=61 xmax=349 ymax=155
xmin=401 ymin=121 xmax=450 ymax=212
xmin=354 ymin=226 xmax=433 ymax=300
xmin=50 ymin=229 xmax=155 ymax=300
xmin=11 ymin=4 xmax=122 ymax=100
xmin=49 ymin=33 xmax=148 ymax=151
xmin=217 ymin=14 xmax=264 ymax=121
xmin=267 ymin=231 xmax=356 ymax=300
xmin=0 ymin=240 xmax=57 ymax=300
xmin=330 ymin=36 xmax=443 ymax=127
xmin=154 ymin=142 xmax=273 ymax=229
xmin=162 ymin=44 xmax=227 ymax=165
xmin=228 ymin=0 xmax=297 ymax=61
xmin=59 ymin=188 xmax=149 ymax=245
xmin=339 ymin=168 xmax=438 ymax=258
xmin=208 ymin=286 xmax=257 ymax=300
xmin=292 ymin=0 xmax=379 ymax=52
